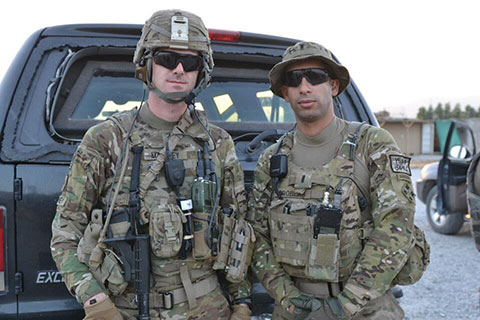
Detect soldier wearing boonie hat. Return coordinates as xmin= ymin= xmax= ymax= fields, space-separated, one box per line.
xmin=269 ymin=41 xmax=350 ymax=98
xmin=248 ymin=41 xmax=429 ymax=319
xmin=51 ymin=9 xmax=253 ymax=320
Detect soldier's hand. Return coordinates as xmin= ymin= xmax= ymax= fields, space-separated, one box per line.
xmin=304 ymin=297 xmax=349 ymax=320
xmin=289 ymin=294 xmax=322 ymax=319
xmin=230 ymin=304 xmax=251 ymax=320
xmin=83 ymin=296 xmax=123 ymax=320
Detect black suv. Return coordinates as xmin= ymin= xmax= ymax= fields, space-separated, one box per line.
xmin=0 ymin=24 xmax=376 ymax=319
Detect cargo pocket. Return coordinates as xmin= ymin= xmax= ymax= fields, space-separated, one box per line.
xmin=150 ymin=204 xmax=183 ymax=258
xmin=392 ymin=225 xmax=430 ymax=285
xmin=305 ymin=232 xmax=340 ymax=282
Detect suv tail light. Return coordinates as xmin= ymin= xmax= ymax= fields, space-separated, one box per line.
xmin=0 ymin=206 xmax=4 ymax=291
xmin=208 ymin=29 xmax=241 ymax=42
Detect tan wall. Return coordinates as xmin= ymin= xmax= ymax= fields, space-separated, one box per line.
xmin=381 ymin=122 xmax=422 ymax=155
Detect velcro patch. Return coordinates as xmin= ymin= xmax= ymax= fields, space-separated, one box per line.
xmin=389 ymin=155 xmax=411 ymax=176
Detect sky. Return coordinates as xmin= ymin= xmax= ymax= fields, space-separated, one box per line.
xmin=1 ymin=0 xmax=479 ymax=118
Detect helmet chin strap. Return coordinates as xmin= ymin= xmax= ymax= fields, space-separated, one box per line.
xmin=148 ymin=84 xmax=190 ymax=104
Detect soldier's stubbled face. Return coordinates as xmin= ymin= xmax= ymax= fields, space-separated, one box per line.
xmin=281 ymin=60 xmax=338 ymax=124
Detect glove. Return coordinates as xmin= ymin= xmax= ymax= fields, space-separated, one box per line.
xmin=290 ymin=295 xmax=348 ymax=320
xmin=289 ymin=294 xmax=323 ymax=320
xmin=304 ymin=298 xmax=348 ymax=320
xmin=230 ymin=304 xmax=252 ymax=320
xmin=83 ymin=296 xmax=123 ymax=320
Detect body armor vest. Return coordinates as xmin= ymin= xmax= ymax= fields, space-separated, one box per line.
xmin=81 ymin=107 xmax=252 ymax=304
xmin=108 ymin=109 xmax=217 ymax=279
xmin=268 ymin=123 xmax=369 ymax=282
xmin=267 ymin=121 xmax=430 ymax=286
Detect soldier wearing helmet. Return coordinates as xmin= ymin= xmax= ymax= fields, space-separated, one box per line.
xmin=247 ymin=41 xmax=429 ymax=319
xmin=51 ymin=10 xmax=252 ymax=320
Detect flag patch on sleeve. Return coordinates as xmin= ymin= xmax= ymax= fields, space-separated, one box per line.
xmin=389 ymin=155 xmax=411 ymax=175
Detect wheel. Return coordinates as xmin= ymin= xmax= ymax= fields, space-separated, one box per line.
xmin=425 ymin=186 xmax=464 ymax=235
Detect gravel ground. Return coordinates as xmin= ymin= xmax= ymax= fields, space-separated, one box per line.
xmin=399 ymin=168 xmax=480 ymax=319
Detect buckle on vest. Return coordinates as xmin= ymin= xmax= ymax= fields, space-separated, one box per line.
xmin=358 ymin=228 xmax=367 ymax=240
xmin=160 ymin=290 xmax=174 ymax=309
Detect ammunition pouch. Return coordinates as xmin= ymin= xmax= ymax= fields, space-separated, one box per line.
xmin=305 ymin=205 xmax=342 ymax=281
xmin=213 ymin=211 xmax=236 ymax=270
xmin=360 ymin=221 xmax=430 ymax=286
xmin=305 ymin=233 xmax=340 ymax=282
xmin=213 ymin=212 xmax=254 ymax=283
xmin=192 ymin=212 xmax=213 ymax=260
xmin=150 ymin=203 xmax=184 ymax=258
xmin=77 ymin=209 xmax=128 ymax=296
xmin=77 ymin=209 xmax=103 ymax=264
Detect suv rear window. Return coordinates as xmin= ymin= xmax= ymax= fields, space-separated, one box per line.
xmin=50 ymin=48 xmax=294 ymax=141
xmin=70 ymin=76 xmax=295 ymax=123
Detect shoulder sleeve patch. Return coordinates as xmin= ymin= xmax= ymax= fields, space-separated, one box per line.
xmin=389 ymin=155 xmax=412 ymax=176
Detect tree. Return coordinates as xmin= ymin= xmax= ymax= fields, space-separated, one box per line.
xmin=434 ymin=103 xmax=444 ymax=119
xmin=465 ymin=105 xmax=475 ymax=118
xmin=426 ymin=105 xmax=434 ymax=119
xmin=417 ymin=106 xmax=426 ymax=120
xmin=444 ymin=102 xmax=452 ymax=119
xmin=451 ymin=103 xmax=463 ymax=119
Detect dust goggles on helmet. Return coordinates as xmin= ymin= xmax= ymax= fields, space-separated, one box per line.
xmin=283 ymin=68 xmax=329 ymax=87
xmin=153 ymin=51 xmax=203 ymax=72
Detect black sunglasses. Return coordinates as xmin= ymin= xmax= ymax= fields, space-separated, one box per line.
xmin=284 ymin=68 xmax=329 ymax=87
xmin=153 ymin=51 xmax=203 ymax=72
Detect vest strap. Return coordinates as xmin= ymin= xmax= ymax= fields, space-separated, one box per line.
xmin=138 ymin=108 xmax=195 ymax=223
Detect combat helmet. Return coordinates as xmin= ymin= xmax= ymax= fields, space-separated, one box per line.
xmin=134 ymin=9 xmax=214 ymax=104
xmin=269 ymin=41 xmax=350 ymax=98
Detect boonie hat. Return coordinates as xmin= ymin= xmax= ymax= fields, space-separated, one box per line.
xmin=269 ymin=41 xmax=350 ymax=97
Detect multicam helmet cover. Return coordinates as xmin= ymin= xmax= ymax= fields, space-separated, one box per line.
xmin=134 ymin=9 xmax=214 ymax=104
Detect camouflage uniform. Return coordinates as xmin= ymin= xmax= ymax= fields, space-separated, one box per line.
xmin=51 ymin=104 xmax=250 ymax=319
xmin=248 ymin=118 xmax=416 ymax=319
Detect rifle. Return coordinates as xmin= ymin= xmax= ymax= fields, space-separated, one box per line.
xmin=104 ymin=232 xmax=150 ymax=320
xmin=104 ymin=146 xmax=150 ymax=320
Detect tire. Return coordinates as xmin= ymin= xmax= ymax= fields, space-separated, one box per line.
xmin=425 ymin=186 xmax=464 ymax=235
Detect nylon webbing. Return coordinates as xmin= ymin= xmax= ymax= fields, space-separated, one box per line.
xmin=275 ymin=248 xmax=308 ymax=261
xmin=180 ymin=265 xmax=197 ymax=309
xmin=138 ymin=108 xmax=194 ymax=223
xmin=129 ymin=146 xmax=144 ymax=228
xmin=271 ymin=229 xmax=310 ymax=242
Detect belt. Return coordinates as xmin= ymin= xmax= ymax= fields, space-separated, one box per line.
xmin=294 ymin=278 xmax=344 ymax=298
xmin=114 ymin=272 xmax=218 ymax=310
